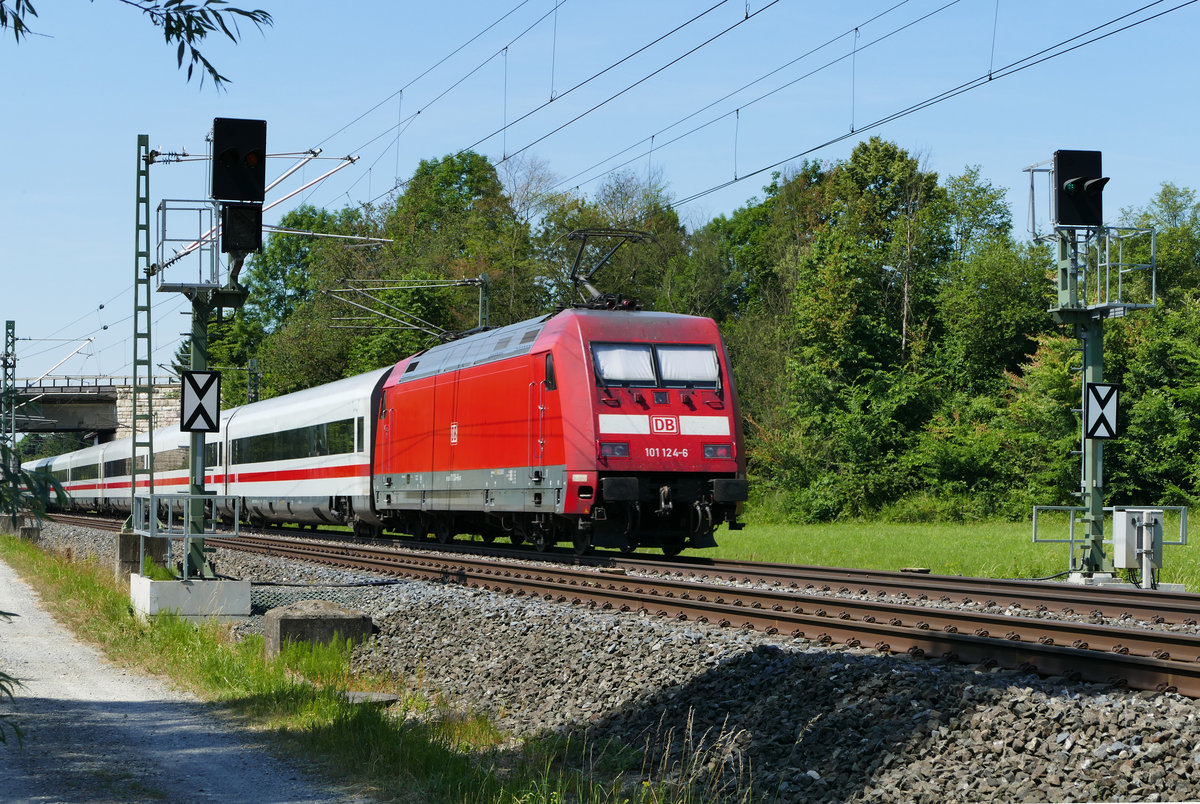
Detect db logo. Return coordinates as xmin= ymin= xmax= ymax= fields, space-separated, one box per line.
xmin=650 ymin=415 xmax=679 ymax=434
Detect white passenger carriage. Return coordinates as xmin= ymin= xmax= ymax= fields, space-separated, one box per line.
xmin=24 ymin=367 xmax=393 ymax=529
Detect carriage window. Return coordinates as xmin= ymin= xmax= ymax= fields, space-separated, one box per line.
xmin=657 ymin=345 xmax=720 ymax=389
xmin=154 ymin=448 xmax=189 ymax=472
xmin=231 ymin=418 xmax=356 ymax=464
xmin=104 ymin=458 xmax=130 ymax=477
xmin=593 ymin=344 xmax=656 ymax=387
xmin=73 ymin=462 xmax=100 ymax=481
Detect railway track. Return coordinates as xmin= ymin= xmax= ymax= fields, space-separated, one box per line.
xmin=616 ymin=556 xmax=1200 ymax=626
xmin=46 ymin=513 xmax=1200 ymax=696
xmin=202 ymin=532 xmax=1200 ymax=697
xmin=411 ymin=539 xmax=1200 ymax=627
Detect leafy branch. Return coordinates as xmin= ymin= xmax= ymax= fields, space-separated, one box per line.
xmin=1 ymin=444 xmax=67 ymax=528
xmin=0 ymin=0 xmax=273 ymax=88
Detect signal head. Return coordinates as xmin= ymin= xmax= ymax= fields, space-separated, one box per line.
xmin=1053 ymin=150 xmax=1107 ymax=228
xmin=211 ymin=117 xmax=267 ymax=203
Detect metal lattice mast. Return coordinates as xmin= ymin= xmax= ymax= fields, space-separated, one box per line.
xmin=1052 ymin=230 xmax=1109 ymax=573
xmin=1 ymin=320 xmax=15 ymax=467
xmin=131 ymin=135 xmax=155 ymax=503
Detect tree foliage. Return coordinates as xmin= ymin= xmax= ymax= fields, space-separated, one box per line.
xmin=194 ymin=140 xmax=1197 ymax=523
xmin=1 ymin=0 xmax=272 ymax=87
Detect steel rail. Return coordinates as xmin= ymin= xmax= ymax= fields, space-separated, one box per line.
xmin=611 ymin=556 xmax=1200 ymax=626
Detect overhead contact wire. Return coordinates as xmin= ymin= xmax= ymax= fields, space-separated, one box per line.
xmin=555 ymin=0 xmax=945 ymax=193
xmin=463 ymin=0 xmax=735 ymax=154
xmin=314 ymin=0 xmax=537 ymax=149
xmin=673 ymin=0 xmax=1197 ymax=207
xmin=492 ymin=0 xmax=780 ymax=167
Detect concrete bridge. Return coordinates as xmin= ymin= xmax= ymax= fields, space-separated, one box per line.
xmin=14 ymin=376 xmax=181 ymax=442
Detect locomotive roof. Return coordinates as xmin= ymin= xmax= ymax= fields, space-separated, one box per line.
xmin=396 ymin=315 xmax=552 ymax=383
xmin=394 ymin=308 xmax=712 ymax=384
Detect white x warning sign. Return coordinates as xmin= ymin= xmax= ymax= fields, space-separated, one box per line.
xmin=181 ymin=370 xmax=221 ymax=433
xmin=1086 ymin=382 xmax=1119 ymax=439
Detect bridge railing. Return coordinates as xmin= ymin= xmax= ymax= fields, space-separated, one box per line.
xmin=16 ymin=376 xmax=179 ymax=389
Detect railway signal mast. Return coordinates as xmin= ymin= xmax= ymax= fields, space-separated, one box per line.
xmin=1 ymin=321 xmax=15 ymax=471
xmin=174 ymin=118 xmax=264 ymax=578
xmin=130 ymin=119 xmax=264 ymax=580
xmin=1027 ymin=150 xmax=1181 ymax=586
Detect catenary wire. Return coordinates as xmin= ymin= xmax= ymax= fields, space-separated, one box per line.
xmin=312 ymin=0 xmax=538 ymax=150
xmin=553 ymin=0 xmax=944 ymax=194
xmin=360 ymin=0 xmax=777 ymax=208
xmin=671 ymin=0 xmax=1198 ymax=208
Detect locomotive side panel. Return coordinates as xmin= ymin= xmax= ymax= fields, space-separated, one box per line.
xmin=374 ymin=349 xmax=564 ymax=518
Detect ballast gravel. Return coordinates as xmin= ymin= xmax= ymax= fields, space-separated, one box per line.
xmin=19 ymin=521 xmax=1200 ymax=802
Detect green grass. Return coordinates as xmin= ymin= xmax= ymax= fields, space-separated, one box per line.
xmin=0 ymin=534 xmax=751 ymax=803
xmin=711 ymin=510 xmax=1200 ymax=591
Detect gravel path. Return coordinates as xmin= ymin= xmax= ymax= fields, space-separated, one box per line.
xmin=12 ymin=522 xmax=1200 ymax=802
xmin=0 ymin=554 xmax=368 ymax=804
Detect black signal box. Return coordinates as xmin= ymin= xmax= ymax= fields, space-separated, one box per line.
xmin=1053 ymin=150 xmax=1108 ymax=228
xmin=211 ymin=117 xmax=267 ymax=203
xmin=221 ymin=202 xmax=263 ymax=253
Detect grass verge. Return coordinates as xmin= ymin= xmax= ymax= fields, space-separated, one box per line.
xmin=0 ymin=534 xmax=752 ymax=802
xmin=714 ymin=512 xmax=1198 ymax=591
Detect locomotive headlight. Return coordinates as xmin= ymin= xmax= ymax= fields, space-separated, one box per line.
xmin=703 ymin=444 xmax=733 ymax=459
xmin=600 ymin=442 xmax=630 ymax=458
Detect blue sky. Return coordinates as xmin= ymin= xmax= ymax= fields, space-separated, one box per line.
xmin=2 ymin=0 xmax=1197 ymax=379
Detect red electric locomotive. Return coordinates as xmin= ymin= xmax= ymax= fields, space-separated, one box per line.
xmin=370 ymin=306 xmax=747 ymax=554
xmin=29 ymin=232 xmax=747 ymax=556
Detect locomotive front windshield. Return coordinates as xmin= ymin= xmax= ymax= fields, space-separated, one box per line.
xmin=592 ymin=342 xmax=720 ymax=390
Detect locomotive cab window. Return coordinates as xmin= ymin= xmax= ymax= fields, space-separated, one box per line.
xmin=592 ymin=342 xmax=720 ymax=390
xmin=657 ymin=344 xmax=720 ymax=389
xmin=592 ymin=344 xmax=656 ymax=388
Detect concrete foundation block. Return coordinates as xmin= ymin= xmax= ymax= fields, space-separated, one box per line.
xmin=2 ymin=513 xmax=39 ymax=540
xmin=129 ymin=573 xmax=250 ymax=623
xmin=264 ymin=599 xmax=375 ymax=657
xmin=116 ymin=530 xmax=168 ymax=582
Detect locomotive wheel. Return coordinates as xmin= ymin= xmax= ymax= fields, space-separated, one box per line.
xmin=572 ymin=531 xmax=592 ymax=556
xmin=661 ymin=534 xmax=685 ymax=558
xmin=509 ymin=532 xmax=525 ymax=546
xmin=531 ymin=527 xmax=551 ymax=552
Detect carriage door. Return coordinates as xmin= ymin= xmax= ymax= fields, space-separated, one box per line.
xmin=377 ymin=388 xmax=391 ymax=479
xmin=528 ymin=352 xmax=552 ymax=485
